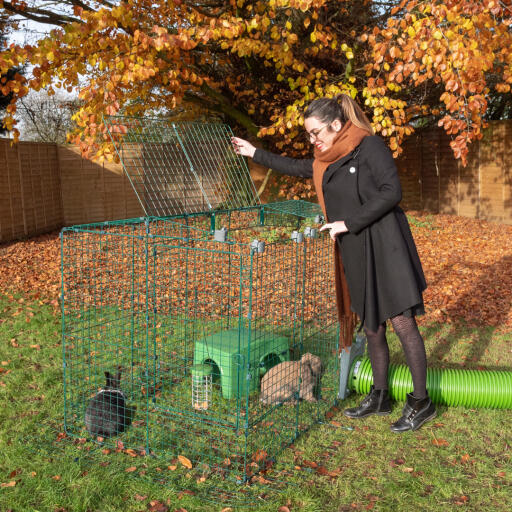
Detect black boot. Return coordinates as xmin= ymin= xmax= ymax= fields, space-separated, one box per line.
xmin=390 ymin=392 xmax=437 ymax=433
xmin=344 ymin=387 xmax=392 ymax=418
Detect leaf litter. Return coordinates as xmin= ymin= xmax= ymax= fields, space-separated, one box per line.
xmin=1 ymin=213 xmax=511 ymax=329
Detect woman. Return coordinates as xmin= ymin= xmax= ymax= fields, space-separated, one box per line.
xmin=232 ymin=94 xmax=436 ymax=432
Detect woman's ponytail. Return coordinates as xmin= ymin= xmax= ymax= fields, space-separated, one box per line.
xmin=305 ymin=94 xmax=374 ymax=135
xmin=335 ymin=94 xmax=374 ymax=135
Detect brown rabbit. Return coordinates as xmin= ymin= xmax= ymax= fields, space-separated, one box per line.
xmin=260 ymin=353 xmax=323 ymax=405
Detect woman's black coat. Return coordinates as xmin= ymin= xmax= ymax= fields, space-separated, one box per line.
xmin=253 ymin=135 xmax=427 ymax=331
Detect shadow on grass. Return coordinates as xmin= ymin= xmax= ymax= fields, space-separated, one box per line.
xmin=426 ymin=254 xmax=512 ymax=370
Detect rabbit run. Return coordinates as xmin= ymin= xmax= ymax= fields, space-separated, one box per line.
xmin=260 ymin=353 xmax=323 ymax=405
xmin=85 ymin=370 xmax=128 ymax=437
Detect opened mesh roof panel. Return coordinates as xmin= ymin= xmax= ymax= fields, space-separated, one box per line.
xmin=104 ymin=116 xmax=260 ymax=217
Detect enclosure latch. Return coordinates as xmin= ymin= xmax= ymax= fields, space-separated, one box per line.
xmin=214 ymin=227 xmax=228 ymax=242
xmin=291 ymin=231 xmax=304 ymax=243
xmin=304 ymin=227 xmax=318 ymax=239
xmin=250 ymin=239 xmax=265 ymax=253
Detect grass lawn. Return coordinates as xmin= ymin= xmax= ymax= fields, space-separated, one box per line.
xmin=0 ymin=291 xmax=511 ymax=512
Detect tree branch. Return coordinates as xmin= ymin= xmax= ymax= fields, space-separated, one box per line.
xmin=199 ymin=82 xmax=259 ymax=136
xmin=184 ymin=82 xmax=259 ymax=136
xmin=2 ymin=1 xmax=82 ymax=26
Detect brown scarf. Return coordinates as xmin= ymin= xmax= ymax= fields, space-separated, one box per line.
xmin=312 ymin=121 xmax=370 ymax=349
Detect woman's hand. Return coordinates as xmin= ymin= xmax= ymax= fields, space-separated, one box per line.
xmin=319 ymin=221 xmax=348 ymax=240
xmin=231 ymin=137 xmax=256 ymax=158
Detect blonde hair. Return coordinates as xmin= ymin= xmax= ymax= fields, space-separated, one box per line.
xmin=304 ymin=94 xmax=374 ymax=135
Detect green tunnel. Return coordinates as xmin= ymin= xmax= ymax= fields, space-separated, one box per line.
xmin=348 ymin=357 xmax=512 ymax=409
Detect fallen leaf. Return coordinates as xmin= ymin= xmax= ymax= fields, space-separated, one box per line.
xmin=134 ymin=494 xmax=147 ymax=501
xmin=252 ymin=449 xmax=268 ymax=462
xmin=147 ymin=500 xmax=169 ymax=512
xmin=453 ymin=495 xmax=469 ymax=505
xmin=178 ymin=455 xmax=192 ymax=469
xmin=0 ymin=481 xmax=16 ymax=488
xmin=125 ymin=466 xmax=137 ymax=473
xmin=177 ymin=490 xmax=195 ymax=498
xmin=167 ymin=465 xmax=177 ymax=471
xmin=432 ymin=438 xmax=449 ymax=447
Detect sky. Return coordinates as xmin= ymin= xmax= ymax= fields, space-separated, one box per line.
xmin=5 ymin=18 xmax=78 ymax=139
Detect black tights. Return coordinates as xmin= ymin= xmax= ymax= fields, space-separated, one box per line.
xmin=364 ymin=314 xmax=427 ymax=399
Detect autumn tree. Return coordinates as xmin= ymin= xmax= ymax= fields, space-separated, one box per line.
xmin=0 ymin=0 xmax=511 ymax=181
xmin=0 ymin=11 xmax=22 ymax=135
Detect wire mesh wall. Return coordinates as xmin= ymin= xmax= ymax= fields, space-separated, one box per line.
xmin=104 ymin=116 xmax=260 ymax=217
xmin=61 ymin=202 xmax=340 ymax=485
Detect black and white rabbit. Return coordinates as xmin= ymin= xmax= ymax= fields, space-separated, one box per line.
xmin=85 ymin=370 xmax=127 ymax=437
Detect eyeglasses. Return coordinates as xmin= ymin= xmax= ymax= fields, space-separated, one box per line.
xmin=307 ymin=123 xmax=330 ymax=142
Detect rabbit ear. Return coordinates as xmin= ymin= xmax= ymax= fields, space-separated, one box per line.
xmin=311 ymin=356 xmax=323 ymax=376
xmin=301 ymin=358 xmax=313 ymax=375
xmin=104 ymin=371 xmax=112 ymax=387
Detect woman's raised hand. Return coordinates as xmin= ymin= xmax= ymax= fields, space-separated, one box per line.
xmin=319 ymin=221 xmax=348 ymax=240
xmin=231 ymin=137 xmax=256 ymax=158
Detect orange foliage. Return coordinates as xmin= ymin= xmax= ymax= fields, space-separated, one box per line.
xmin=0 ymin=1 xmax=510 ymax=169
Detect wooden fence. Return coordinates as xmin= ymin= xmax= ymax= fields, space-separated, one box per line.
xmin=1 ymin=140 xmax=62 ymax=242
xmin=1 ymin=120 xmax=511 ymax=243
xmin=0 ymin=140 xmax=143 ymax=242
xmin=397 ymin=120 xmax=512 ymax=224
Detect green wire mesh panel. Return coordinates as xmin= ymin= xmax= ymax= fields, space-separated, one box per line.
xmin=61 ymin=204 xmax=340 ymax=489
xmin=104 ymin=116 xmax=260 ymax=217
xmin=264 ymin=199 xmax=323 ymax=219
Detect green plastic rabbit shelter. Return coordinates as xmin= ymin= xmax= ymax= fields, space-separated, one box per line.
xmin=193 ymin=328 xmax=290 ymax=399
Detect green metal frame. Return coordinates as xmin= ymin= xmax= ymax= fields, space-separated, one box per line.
xmin=62 ymin=117 xmax=345 ymax=492
xmin=61 ymin=203 xmax=340 ymax=484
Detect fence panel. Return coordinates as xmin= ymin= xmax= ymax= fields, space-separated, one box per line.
xmin=397 ymin=120 xmax=512 ymax=225
xmin=0 ymin=139 xmax=62 ymax=242
xmin=1 ymin=120 xmax=511 ymax=244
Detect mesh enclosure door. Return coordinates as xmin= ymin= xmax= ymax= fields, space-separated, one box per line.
xmin=104 ymin=116 xmax=260 ymax=217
